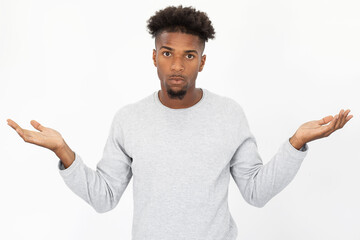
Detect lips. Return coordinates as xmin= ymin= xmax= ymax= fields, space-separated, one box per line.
xmin=169 ymin=79 xmax=184 ymax=85
xmin=169 ymin=77 xmax=184 ymax=81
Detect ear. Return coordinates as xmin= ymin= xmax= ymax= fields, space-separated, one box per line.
xmin=199 ymin=54 xmax=206 ymax=72
xmin=152 ymin=49 xmax=157 ymax=67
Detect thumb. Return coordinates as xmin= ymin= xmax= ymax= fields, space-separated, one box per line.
xmin=30 ymin=120 xmax=45 ymax=132
xmin=318 ymin=115 xmax=334 ymax=125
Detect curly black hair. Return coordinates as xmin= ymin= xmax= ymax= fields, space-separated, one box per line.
xmin=146 ymin=5 xmax=216 ymax=44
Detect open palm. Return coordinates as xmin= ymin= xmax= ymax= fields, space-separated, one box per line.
xmin=294 ymin=109 xmax=353 ymax=145
xmin=7 ymin=119 xmax=64 ymax=152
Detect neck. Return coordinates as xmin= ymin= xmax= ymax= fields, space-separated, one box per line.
xmin=158 ymin=88 xmax=203 ymax=109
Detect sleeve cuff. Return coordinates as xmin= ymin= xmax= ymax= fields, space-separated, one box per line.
xmin=57 ymin=151 xmax=83 ymax=177
xmin=285 ymin=138 xmax=309 ymax=160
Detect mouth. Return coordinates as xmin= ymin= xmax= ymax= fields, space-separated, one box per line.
xmin=169 ymin=79 xmax=184 ymax=84
xmin=169 ymin=76 xmax=184 ymax=80
xmin=168 ymin=76 xmax=185 ymax=84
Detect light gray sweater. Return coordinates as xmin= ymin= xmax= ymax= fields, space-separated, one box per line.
xmin=58 ymin=88 xmax=308 ymax=240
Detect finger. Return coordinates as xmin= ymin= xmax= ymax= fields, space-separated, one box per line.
xmin=7 ymin=119 xmax=19 ymax=130
xmin=7 ymin=119 xmax=39 ymax=143
xmin=338 ymin=109 xmax=350 ymax=129
xmin=341 ymin=110 xmax=353 ymax=127
xmin=15 ymin=126 xmax=26 ymax=140
xmin=340 ymin=109 xmax=350 ymax=125
xmin=7 ymin=119 xmax=25 ymax=137
xmin=30 ymin=120 xmax=45 ymax=132
xmin=334 ymin=109 xmax=344 ymax=129
xmin=323 ymin=114 xmax=339 ymax=136
xmin=318 ymin=115 xmax=334 ymax=125
xmin=346 ymin=115 xmax=353 ymax=121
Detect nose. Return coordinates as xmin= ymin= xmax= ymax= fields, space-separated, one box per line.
xmin=171 ymin=56 xmax=184 ymax=72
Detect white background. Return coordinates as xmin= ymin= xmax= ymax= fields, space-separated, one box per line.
xmin=1 ymin=0 xmax=359 ymax=239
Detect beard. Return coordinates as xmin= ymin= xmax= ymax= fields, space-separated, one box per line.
xmin=165 ymin=81 xmax=188 ymax=100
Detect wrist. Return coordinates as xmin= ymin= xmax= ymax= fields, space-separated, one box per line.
xmin=53 ymin=140 xmax=67 ymax=154
xmin=54 ymin=141 xmax=75 ymax=169
xmin=289 ymin=134 xmax=305 ymax=150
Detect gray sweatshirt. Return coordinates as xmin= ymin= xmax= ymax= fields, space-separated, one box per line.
xmin=58 ymin=88 xmax=308 ymax=240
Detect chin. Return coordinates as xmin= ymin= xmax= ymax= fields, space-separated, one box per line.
xmin=166 ymin=87 xmax=187 ymax=100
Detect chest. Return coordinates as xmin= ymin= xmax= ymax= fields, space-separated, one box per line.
xmin=127 ymin=116 xmax=239 ymax=180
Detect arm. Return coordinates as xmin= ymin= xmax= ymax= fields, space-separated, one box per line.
xmin=230 ymin=108 xmax=352 ymax=208
xmin=229 ymin=110 xmax=308 ymax=208
xmin=57 ymin=111 xmax=133 ymax=213
xmin=7 ymin=109 xmax=132 ymax=213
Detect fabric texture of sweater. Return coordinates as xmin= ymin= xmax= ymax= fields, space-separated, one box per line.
xmin=58 ymin=88 xmax=309 ymax=240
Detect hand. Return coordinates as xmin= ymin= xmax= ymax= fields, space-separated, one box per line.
xmin=290 ymin=109 xmax=353 ymax=149
xmin=7 ymin=119 xmax=65 ymax=152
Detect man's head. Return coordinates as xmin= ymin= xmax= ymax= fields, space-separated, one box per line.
xmin=146 ymin=5 xmax=215 ymax=100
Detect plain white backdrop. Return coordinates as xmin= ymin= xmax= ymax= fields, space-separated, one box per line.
xmin=1 ymin=0 xmax=359 ymax=239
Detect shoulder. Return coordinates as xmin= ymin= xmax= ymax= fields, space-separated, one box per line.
xmin=113 ymin=92 xmax=154 ymax=123
xmin=224 ymin=96 xmax=245 ymax=113
xmin=206 ymin=89 xmax=246 ymax=117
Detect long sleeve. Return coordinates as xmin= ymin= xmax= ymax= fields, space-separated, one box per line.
xmin=230 ymin=107 xmax=309 ymax=208
xmin=58 ymin=110 xmax=133 ymax=213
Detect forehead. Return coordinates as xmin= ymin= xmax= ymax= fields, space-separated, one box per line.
xmin=155 ymin=31 xmax=202 ymax=50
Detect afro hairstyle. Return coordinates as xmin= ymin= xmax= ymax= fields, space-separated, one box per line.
xmin=146 ymin=5 xmax=215 ymax=50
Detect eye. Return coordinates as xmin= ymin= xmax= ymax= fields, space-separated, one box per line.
xmin=162 ymin=51 xmax=171 ymax=57
xmin=186 ymin=54 xmax=195 ymax=59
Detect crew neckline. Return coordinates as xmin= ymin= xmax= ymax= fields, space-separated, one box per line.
xmin=154 ymin=88 xmax=207 ymax=112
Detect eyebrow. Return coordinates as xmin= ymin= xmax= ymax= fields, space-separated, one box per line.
xmin=159 ymin=46 xmax=198 ymax=55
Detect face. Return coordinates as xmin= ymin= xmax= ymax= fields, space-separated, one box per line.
xmin=152 ymin=31 xmax=206 ymax=100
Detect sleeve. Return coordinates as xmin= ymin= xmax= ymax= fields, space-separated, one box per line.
xmin=57 ymin=110 xmax=133 ymax=213
xmin=229 ymin=106 xmax=309 ymax=208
